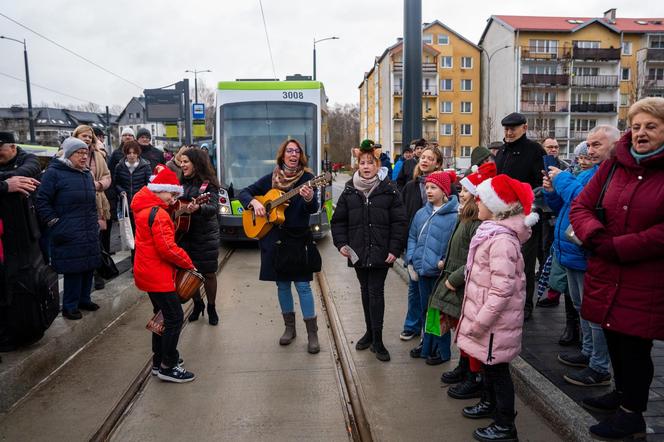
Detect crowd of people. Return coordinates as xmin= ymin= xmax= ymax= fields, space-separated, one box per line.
xmin=0 ymin=96 xmax=662 ymax=440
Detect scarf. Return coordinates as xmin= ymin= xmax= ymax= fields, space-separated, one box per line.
xmin=631 ymin=143 xmax=664 ymax=164
xmin=352 ymin=167 xmax=389 ymax=198
xmin=272 ymin=164 xmax=304 ymax=190
xmin=465 ymin=221 xmax=515 ymax=278
xmin=417 ymin=172 xmax=431 ymax=205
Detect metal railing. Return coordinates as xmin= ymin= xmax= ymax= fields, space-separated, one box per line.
xmin=520 ymin=46 xmax=571 ymax=60
xmin=527 ymin=127 xmax=569 ymax=140
xmin=520 ymin=101 xmax=569 ymax=112
xmin=570 ymin=102 xmax=617 ymax=113
xmin=570 ymin=130 xmax=591 ymax=140
xmin=646 ymin=48 xmax=664 ymax=61
xmin=572 ymin=47 xmax=621 ymax=61
xmin=571 ymin=75 xmax=619 ymax=88
xmin=521 ymin=73 xmax=569 ymax=86
xmin=645 ymin=77 xmax=664 ymax=89
xmin=393 ymin=62 xmax=438 ymax=72
xmin=393 ymin=86 xmax=438 ymax=95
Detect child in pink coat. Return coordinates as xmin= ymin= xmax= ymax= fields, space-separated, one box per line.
xmin=455 ymin=174 xmax=538 ymax=442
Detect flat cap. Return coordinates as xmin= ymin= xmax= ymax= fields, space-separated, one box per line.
xmin=501 ymin=112 xmax=527 ymax=127
xmin=0 ymin=131 xmax=16 ymax=145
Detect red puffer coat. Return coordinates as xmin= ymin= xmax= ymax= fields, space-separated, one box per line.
xmin=131 ymin=186 xmax=194 ymax=293
xmin=569 ymin=131 xmax=664 ymax=340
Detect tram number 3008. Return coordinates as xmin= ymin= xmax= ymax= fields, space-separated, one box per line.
xmin=282 ymin=91 xmax=304 ymax=100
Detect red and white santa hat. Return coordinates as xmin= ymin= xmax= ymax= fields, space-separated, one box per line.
xmin=460 ymin=162 xmax=497 ymax=196
xmin=147 ymin=166 xmax=183 ymax=196
xmin=476 ymin=174 xmax=539 ymax=227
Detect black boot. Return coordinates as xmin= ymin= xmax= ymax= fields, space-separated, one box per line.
xmin=207 ymin=304 xmax=219 ymax=326
xmin=463 ymin=374 xmax=496 ymax=419
xmin=442 ymin=356 xmax=469 ymax=384
xmin=94 ymin=272 xmax=105 ymax=290
xmin=589 ymin=408 xmax=646 ymax=441
xmin=473 ymin=422 xmax=518 ymax=441
xmin=559 ymin=293 xmax=579 ymax=346
xmin=370 ymin=329 xmax=390 ymax=362
xmin=356 ymin=330 xmax=372 ymax=351
xmin=448 ymin=371 xmax=483 ymax=399
xmin=188 ymin=298 xmax=205 ymax=322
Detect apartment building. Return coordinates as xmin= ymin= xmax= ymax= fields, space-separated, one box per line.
xmin=479 ymin=9 xmax=664 ymax=157
xmin=359 ymin=21 xmax=481 ymax=169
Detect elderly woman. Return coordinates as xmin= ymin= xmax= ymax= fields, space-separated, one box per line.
xmin=238 ymin=139 xmax=320 ymax=354
xmin=569 ymin=97 xmax=664 ymax=440
xmin=36 ymin=138 xmax=101 ymax=320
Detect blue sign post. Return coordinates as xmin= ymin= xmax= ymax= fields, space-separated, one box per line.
xmin=192 ymin=103 xmax=205 ymax=120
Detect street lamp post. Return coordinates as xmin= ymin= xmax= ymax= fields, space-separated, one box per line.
xmin=313 ymin=36 xmax=339 ymax=81
xmin=481 ymin=45 xmax=510 ymax=139
xmin=1 ymin=35 xmax=35 ymax=143
xmin=185 ymin=68 xmax=212 ymax=103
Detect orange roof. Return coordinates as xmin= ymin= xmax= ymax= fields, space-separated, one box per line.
xmin=494 ymin=15 xmax=664 ymax=33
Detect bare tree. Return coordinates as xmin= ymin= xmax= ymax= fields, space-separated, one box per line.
xmin=481 ymin=115 xmax=495 ymax=146
xmin=327 ymin=103 xmax=360 ymax=164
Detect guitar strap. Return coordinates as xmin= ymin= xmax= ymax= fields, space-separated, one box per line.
xmin=199 ymin=180 xmax=209 ymax=194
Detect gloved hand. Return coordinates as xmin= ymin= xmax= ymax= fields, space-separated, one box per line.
xmin=588 ymin=230 xmax=619 ymax=262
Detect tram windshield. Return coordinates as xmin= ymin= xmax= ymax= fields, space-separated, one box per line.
xmin=219 ymin=101 xmax=318 ymax=191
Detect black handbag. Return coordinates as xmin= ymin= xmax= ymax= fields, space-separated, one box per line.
xmin=97 ymin=250 xmax=119 ymax=279
xmin=273 ymin=228 xmax=322 ymax=275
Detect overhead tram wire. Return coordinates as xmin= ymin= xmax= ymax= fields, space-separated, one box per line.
xmin=0 ymin=12 xmax=143 ymax=90
xmin=0 ymin=71 xmax=102 ymax=105
xmin=257 ymin=0 xmax=277 ymax=79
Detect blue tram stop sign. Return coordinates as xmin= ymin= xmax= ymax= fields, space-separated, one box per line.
xmin=192 ymin=103 xmax=205 ymax=120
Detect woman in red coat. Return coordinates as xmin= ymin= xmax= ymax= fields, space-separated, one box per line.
xmin=569 ymin=97 xmax=664 ymax=440
xmin=131 ymin=166 xmax=196 ymax=384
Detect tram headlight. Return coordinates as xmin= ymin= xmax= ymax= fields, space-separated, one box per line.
xmin=313 ymin=224 xmax=320 ymax=232
xmin=220 ymin=205 xmax=231 ymax=215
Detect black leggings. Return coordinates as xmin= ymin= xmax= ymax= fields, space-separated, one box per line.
xmin=604 ymin=328 xmax=654 ymax=412
xmin=148 ymin=292 xmax=184 ymax=368
xmin=485 ymin=363 xmax=516 ymax=426
xmin=354 ymin=267 xmax=389 ymax=331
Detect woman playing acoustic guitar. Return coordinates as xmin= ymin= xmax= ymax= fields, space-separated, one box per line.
xmin=238 ymin=139 xmax=320 ymax=354
xmin=177 ymin=148 xmax=221 ymax=325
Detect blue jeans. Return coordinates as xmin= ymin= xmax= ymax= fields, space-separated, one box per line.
xmin=62 ymin=270 xmax=94 ymax=311
xmin=276 ymin=281 xmax=316 ymax=319
xmin=419 ymin=276 xmax=451 ymax=360
xmin=402 ymin=276 xmax=422 ymax=333
xmin=566 ymin=268 xmax=610 ymax=374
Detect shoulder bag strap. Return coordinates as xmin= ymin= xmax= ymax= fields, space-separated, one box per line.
xmin=595 ymin=161 xmax=618 ymax=210
xmin=148 ymin=206 xmax=159 ymax=229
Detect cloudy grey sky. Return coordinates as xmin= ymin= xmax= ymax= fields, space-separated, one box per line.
xmin=0 ymin=1 xmax=658 ymax=110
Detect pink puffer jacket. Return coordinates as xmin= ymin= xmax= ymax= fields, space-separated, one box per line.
xmin=456 ymin=214 xmax=531 ymax=365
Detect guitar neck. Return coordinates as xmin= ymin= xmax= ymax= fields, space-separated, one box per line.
xmin=271 ymin=181 xmax=311 ymax=207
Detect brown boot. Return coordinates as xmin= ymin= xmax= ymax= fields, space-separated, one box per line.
xmin=279 ymin=312 xmax=296 ymax=345
xmin=304 ymin=317 xmax=320 ymax=354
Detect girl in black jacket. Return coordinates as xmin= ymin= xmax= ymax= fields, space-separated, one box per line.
xmin=114 ymin=141 xmax=152 ymax=205
xmin=331 ymin=144 xmax=407 ymax=361
xmin=176 ymin=148 xmax=221 ymax=325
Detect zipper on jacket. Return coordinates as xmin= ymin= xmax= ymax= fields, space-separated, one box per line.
xmin=487 ymin=332 xmax=495 ymax=364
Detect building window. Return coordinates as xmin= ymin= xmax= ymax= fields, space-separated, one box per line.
xmin=423 ymin=34 xmax=433 ymax=44
xmin=461 ymin=146 xmax=472 ymax=157
xmin=573 ymin=67 xmax=599 ymax=76
xmin=441 ymin=146 xmax=453 ymax=157
xmin=571 ymin=118 xmax=597 ymax=132
xmin=441 ymin=56 xmax=453 ymax=68
xmin=441 ymin=79 xmax=453 ymax=91
xmin=136 ymin=112 xmax=140 ymax=119
xmin=461 ymin=79 xmax=472 ymax=91
xmin=461 ymin=102 xmax=472 ymax=113
xmin=648 ymin=68 xmax=664 ymax=80
xmin=649 ymin=35 xmax=664 ymax=49
xmin=128 ymin=112 xmax=134 ymax=119
xmin=438 ymin=35 xmax=449 ymax=45
xmin=461 ymin=57 xmax=473 ymax=69
xmin=460 ymin=124 xmax=472 ymax=136
xmin=574 ymin=40 xmax=600 ymax=49
xmin=530 ymin=39 xmax=558 ymax=54
xmin=440 ymin=101 xmax=453 ymax=113
xmin=440 ymin=124 xmax=453 ymax=135
xmin=620 ymin=94 xmax=629 ymax=107
xmin=622 ymin=41 xmax=632 ymax=55
xmin=621 ymin=68 xmax=631 ymax=81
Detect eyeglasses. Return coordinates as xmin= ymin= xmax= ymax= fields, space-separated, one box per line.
xmin=72 ymin=150 xmax=89 ymax=157
xmin=285 ymin=148 xmax=301 ymax=154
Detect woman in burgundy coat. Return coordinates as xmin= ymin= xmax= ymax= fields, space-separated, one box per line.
xmin=569 ymin=97 xmax=664 ymax=441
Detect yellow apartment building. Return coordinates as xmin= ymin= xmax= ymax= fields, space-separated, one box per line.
xmin=479 ymin=9 xmax=664 ymax=156
xmin=359 ymin=20 xmax=481 ymax=169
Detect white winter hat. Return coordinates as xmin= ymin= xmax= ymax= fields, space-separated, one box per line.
xmin=121 ymin=127 xmax=135 ymax=137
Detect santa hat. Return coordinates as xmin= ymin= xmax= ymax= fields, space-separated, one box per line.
xmin=460 ymin=162 xmax=497 ymax=196
xmin=476 ymin=174 xmax=539 ymax=227
xmin=425 ymin=171 xmax=451 ymax=197
xmin=147 ymin=166 xmax=183 ymax=196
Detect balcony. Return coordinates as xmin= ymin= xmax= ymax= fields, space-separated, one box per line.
xmin=570 ymin=102 xmax=617 ymax=113
xmin=520 ymin=101 xmax=569 ymax=113
xmin=423 ymin=131 xmax=438 ymax=141
xmin=393 ymin=62 xmax=438 ymax=73
xmin=571 ymin=130 xmax=591 ymax=140
xmin=393 ymin=86 xmax=438 ymax=96
xmin=571 ymin=75 xmax=619 ymax=88
xmin=572 ymin=47 xmax=621 ymax=61
xmin=527 ymin=127 xmax=569 ymax=140
xmin=645 ymin=77 xmax=664 ymax=89
xmin=646 ymin=48 xmax=664 ymax=62
xmin=521 ymin=73 xmax=569 ymax=86
xmin=520 ymin=46 xmax=571 ymax=61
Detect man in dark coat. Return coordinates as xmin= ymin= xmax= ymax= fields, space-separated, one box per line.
xmin=136 ymin=128 xmax=165 ymax=171
xmin=0 ymin=131 xmax=44 ymax=350
xmin=396 ymin=138 xmax=427 ymax=189
xmin=495 ymin=113 xmax=547 ymax=320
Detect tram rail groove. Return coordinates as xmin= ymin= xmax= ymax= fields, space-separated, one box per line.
xmin=90 ymin=248 xmax=235 ymax=442
xmin=316 ymin=269 xmax=374 ymax=442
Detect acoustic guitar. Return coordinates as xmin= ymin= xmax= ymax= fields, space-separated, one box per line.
xmin=242 ymin=173 xmax=331 ymax=239
xmin=173 ymin=192 xmax=212 ymax=235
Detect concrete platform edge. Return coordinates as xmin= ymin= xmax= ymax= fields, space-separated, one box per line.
xmin=392 ymin=258 xmax=595 ymax=442
xmin=0 ymin=269 xmax=141 ymax=413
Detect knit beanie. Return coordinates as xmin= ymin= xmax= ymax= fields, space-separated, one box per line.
xmin=121 ymin=127 xmax=135 ymax=137
xmin=470 ymin=146 xmax=492 ymax=167
xmin=425 ymin=171 xmax=451 ymax=197
xmin=476 ymin=174 xmax=539 ymax=227
xmin=147 ymin=166 xmax=183 ymax=196
xmin=136 ymin=127 xmax=151 ymax=140
xmin=574 ymin=141 xmax=589 ymax=157
xmin=61 ymin=137 xmax=89 ymax=159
